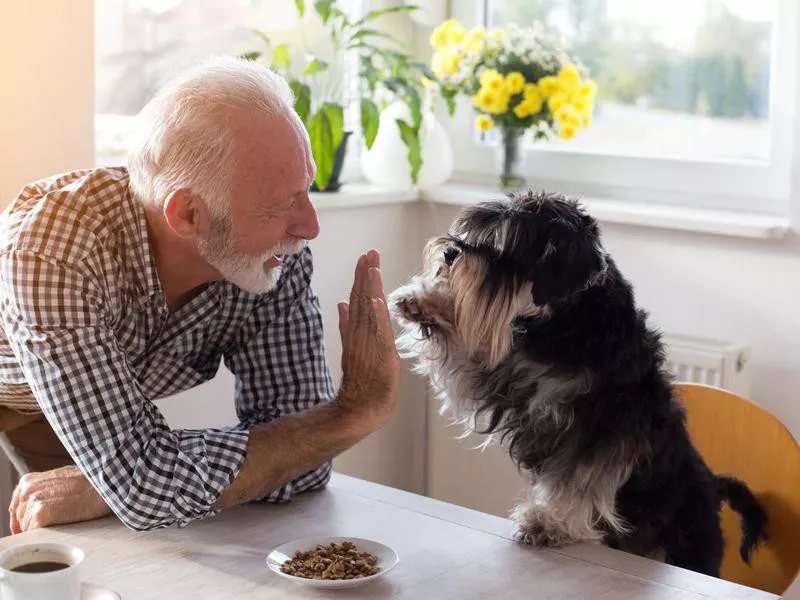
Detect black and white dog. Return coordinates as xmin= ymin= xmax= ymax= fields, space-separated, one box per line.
xmin=389 ymin=190 xmax=767 ymax=576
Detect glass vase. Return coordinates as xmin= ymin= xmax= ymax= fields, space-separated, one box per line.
xmin=496 ymin=127 xmax=527 ymax=191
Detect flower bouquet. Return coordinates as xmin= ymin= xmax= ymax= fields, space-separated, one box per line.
xmin=428 ymin=19 xmax=598 ymax=189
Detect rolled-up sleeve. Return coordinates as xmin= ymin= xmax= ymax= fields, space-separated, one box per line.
xmin=223 ymin=246 xmax=336 ymax=502
xmin=0 ymin=250 xmax=249 ymax=531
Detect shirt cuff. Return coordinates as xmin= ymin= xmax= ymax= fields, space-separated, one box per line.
xmin=172 ymin=427 xmax=250 ymax=527
xmin=258 ymin=460 xmax=333 ymax=504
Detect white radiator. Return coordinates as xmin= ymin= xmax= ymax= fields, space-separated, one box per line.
xmin=662 ymin=334 xmax=751 ymax=398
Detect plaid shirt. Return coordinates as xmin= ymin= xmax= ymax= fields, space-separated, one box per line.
xmin=0 ymin=168 xmax=335 ymax=531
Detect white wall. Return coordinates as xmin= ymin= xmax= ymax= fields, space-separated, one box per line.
xmin=0 ymin=1 xmax=94 ymax=204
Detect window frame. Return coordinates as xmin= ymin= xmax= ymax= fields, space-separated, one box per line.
xmin=438 ymin=0 xmax=798 ymax=215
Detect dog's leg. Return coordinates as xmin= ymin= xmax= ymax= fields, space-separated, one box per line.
xmin=662 ymin=494 xmax=724 ymax=577
xmin=510 ymin=485 xmax=606 ymax=547
xmin=511 ymin=499 xmax=605 ymax=547
xmin=511 ymin=463 xmax=632 ymax=548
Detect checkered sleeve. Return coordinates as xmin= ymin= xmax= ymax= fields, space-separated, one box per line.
xmin=0 ymin=250 xmax=250 ymax=531
xmin=223 ymin=246 xmax=336 ymax=503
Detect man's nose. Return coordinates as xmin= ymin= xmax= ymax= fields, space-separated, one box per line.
xmin=288 ymin=192 xmax=320 ymax=240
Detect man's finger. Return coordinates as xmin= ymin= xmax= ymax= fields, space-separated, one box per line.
xmin=348 ymin=254 xmax=366 ymax=322
xmin=366 ymin=248 xmax=380 ymax=270
xmin=373 ymin=298 xmax=396 ymax=344
xmin=9 ymin=501 xmax=20 ymax=535
xmin=9 ymin=478 xmax=27 ymax=535
xmin=337 ymin=302 xmax=350 ymax=342
xmin=367 ymin=267 xmax=385 ymax=301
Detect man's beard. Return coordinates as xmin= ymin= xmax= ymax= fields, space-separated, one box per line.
xmin=197 ymin=215 xmax=306 ymax=294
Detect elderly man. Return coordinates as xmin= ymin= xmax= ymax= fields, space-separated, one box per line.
xmin=0 ymin=57 xmax=400 ymax=533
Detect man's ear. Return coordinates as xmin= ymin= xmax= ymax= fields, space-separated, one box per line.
xmin=163 ymin=189 xmax=208 ymax=239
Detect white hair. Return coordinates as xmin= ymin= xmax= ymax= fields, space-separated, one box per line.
xmin=127 ymin=56 xmax=295 ymax=218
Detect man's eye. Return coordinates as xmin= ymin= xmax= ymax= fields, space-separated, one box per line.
xmin=443 ymin=247 xmax=460 ymax=266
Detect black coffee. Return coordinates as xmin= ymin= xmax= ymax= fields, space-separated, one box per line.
xmin=10 ymin=561 xmax=70 ymax=573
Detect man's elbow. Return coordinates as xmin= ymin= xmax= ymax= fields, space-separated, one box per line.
xmin=113 ymin=504 xmax=174 ymax=532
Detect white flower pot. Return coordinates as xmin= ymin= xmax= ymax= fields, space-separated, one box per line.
xmin=361 ymin=100 xmax=454 ymax=189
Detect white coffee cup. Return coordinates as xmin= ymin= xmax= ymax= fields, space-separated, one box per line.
xmin=0 ymin=542 xmax=84 ymax=600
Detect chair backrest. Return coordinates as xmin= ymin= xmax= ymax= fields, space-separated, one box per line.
xmin=675 ymin=383 xmax=800 ymax=595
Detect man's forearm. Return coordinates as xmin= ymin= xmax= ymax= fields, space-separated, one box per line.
xmin=214 ymin=399 xmax=367 ymax=510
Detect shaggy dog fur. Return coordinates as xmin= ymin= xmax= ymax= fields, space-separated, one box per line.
xmin=388 ymin=190 xmax=767 ymax=576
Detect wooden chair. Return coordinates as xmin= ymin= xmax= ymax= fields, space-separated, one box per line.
xmin=675 ymin=383 xmax=800 ymax=595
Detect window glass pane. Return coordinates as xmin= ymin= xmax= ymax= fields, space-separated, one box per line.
xmin=94 ymin=0 xmax=345 ymax=166
xmin=487 ymin=0 xmax=775 ymax=162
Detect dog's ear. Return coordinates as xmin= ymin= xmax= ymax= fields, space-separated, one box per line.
xmin=528 ymin=213 xmax=607 ymax=306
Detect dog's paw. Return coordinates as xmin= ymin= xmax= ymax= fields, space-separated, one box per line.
xmin=513 ymin=523 xmax=546 ymax=546
xmin=390 ymin=293 xmax=422 ymax=322
xmin=513 ymin=523 xmax=574 ymax=548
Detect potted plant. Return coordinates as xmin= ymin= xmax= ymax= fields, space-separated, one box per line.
xmin=242 ymin=1 xmax=430 ymax=192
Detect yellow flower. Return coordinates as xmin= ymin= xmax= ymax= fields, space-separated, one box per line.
xmin=475 ymin=114 xmax=494 ymax=132
xmin=429 ymin=25 xmax=450 ymax=50
xmin=578 ymin=80 xmax=598 ymax=99
xmin=505 ymin=72 xmax=525 ymax=95
xmin=527 ymin=95 xmax=543 ymax=115
xmin=472 ymin=89 xmax=493 ymax=112
xmin=464 ymin=27 xmax=486 ymax=53
xmin=573 ymin=96 xmax=594 ymax=117
xmin=558 ymin=123 xmax=579 ymax=140
xmin=480 ymin=68 xmax=504 ymax=89
xmin=489 ymin=28 xmax=507 ymax=44
xmin=537 ymin=76 xmax=560 ymax=98
xmin=486 ymin=78 xmax=505 ymax=93
xmin=473 ymin=88 xmax=509 ymax=115
xmin=431 ymin=48 xmax=461 ymax=78
xmin=523 ymin=83 xmax=540 ymax=100
xmin=554 ymin=105 xmax=582 ymax=128
xmin=448 ymin=23 xmax=466 ymax=44
xmin=548 ymin=92 xmax=567 ymax=113
xmin=512 ymin=93 xmax=544 ymax=119
xmin=512 ymin=101 xmax=533 ymax=119
xmin=558 ymin=64 xmax=581 ymax=88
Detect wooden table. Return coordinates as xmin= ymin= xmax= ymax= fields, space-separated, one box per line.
xmin=0 ymin=473 xmax=779 ymax=599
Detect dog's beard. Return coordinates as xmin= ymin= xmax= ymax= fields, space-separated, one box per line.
xmin=197 ymin=215 xmax=305 ymax=294
xmin=389 ymin=242 xmax=539 ymax=433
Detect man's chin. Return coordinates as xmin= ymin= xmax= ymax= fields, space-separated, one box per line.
xmin=227 ymin=266 xmax=282 ymax=295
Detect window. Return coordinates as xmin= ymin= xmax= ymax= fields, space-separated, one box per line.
xmin=94 ymin=0 xmax=359 ymax=166
xmin=445 ymin=0 xmax=796 ymax=213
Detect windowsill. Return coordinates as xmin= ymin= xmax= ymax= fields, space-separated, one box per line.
xmin=311 ymin=183 xmax=418 ymax=210
xmin=421 ymin=184 xmax=791 ymax=240
xmin=315 ymin=181 xmax=791 ymax=240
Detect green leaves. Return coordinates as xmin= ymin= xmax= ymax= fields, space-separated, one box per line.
xmin=289 ymin=80 xmax=311 ymax=125
xmin=303 ymin=57 xmax=329 ymax=76
xmin=354 ymin=5 xmax=418 ymax=27
xmin=314 ymin=0 xmax=334 ymax=23
xmin=396 ymin=119 xmax=422 ymax=184
xmin=294 ymin=0 xmax=305 ymax=17
xmin=360 ymin=99 xmax=380 ymax=149
xmin=308 ymin=103 xmax=345 ymax=191
xmin=272 ymin=44 xmax=291 ymax=70
xmin=252 ymin=29 xmax=271 ymax=48
xmin=441 ymin=86 xmax=458 ymax=117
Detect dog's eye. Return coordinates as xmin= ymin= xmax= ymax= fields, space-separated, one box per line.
xmin=443 ymin=247 xmax=460 ymax=266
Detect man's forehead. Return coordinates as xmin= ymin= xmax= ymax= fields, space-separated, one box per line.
xmin=230 ymin=110 xmax=311 ymax=204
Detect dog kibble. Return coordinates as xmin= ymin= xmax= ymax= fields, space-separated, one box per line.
xmin=280 ymin=541 xmax=380 ymax=580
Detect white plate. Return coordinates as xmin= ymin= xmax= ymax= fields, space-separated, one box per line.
xmin=266 ymin=536 xmax=398 ymax=589
xmin=82 ymin=582 xmax=122 ymax=599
